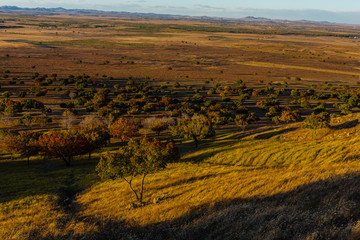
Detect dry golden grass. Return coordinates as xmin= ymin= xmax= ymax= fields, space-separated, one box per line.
xmin=0 ymin=196 xmax=102 ymax=239
xmin=2 ymin=119 xmax=360 ymax=239
xmin=3 ymin=161 xmax=360 ymax=239
xmin=2 ymin=13 xmax=360 ymax=239
xmin=3 ymin=114 xmax=360 ymax=239
xmin=77 ymin=162 xmax=360 ymax=226
xmin=240 ymin=61 xmax=360 ymax=76
xmin=0 ymin=196 xmax=64 ymax=239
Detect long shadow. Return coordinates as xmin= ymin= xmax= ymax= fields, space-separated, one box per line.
xmin=5 ymin=167 xmax=360 ymax=239
xmin=254 ymin=127 xmax=297 ymax=140
xmin=153 ymin=170 xmax=240 ymax=191
xmin=88 ymin=171 xmax=360 ymax=240
xmin=180 ymin=126 xmax=296 ymax=164
xmin=0 ymin=156 xmax=100 ymax=204
xmin=180 ymin=141 xmax=241 ymax=164
xmin=331 ymin=119 xmax=359 ymax=130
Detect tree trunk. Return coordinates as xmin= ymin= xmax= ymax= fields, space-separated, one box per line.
xmin=123 ymin=177 xmax=141 ymax=204
xmin=139 ymin=174 xmax=147 ymax=205
xmin=193 ymin=135 xmax=199 ymax=148
xmin=88 ymin=152 xmax=91 ymax=160
xmin=27 ymin=156 xmax=30 ymax=166
xmin=64 ymin=156 xmax=72 ymax=167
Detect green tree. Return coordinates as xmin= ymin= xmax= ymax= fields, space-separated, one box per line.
xmin=15 ymin=131 xmax=41 ymax=165
xmin=170 ymin=115 xmax=215 ymax=148
xmin=145 ymin=117 xmax=173 ymax=136
xmin=96 ymin=137 xmax=179 ymax=204
xmin=77 ymin=123 xmax=110 ymax=159
xmin=235 ymin=114 xmax=249 ymax=131
xmin=302 ymin=112 xmax=330 ymax=138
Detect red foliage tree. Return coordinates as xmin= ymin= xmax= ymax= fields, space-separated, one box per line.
xmin=37 ymin=130 xmax=89 ymax=166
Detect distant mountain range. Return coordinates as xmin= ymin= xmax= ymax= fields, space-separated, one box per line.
xmin=0 ymin=5 xmax=359 ymax=25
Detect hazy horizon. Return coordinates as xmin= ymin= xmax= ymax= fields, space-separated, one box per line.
xmin=1 ymin=1 xmax=360 ymax=25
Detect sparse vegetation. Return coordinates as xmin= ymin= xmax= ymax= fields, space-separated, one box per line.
xmin=1 ymin=9 xmax=360 ymax=240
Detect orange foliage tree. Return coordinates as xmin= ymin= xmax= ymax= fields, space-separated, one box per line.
xmin=279 ymin=107 xmax=301 ymax=123
xmin=1 ymin=131 xmax=40 ymax=165
xmin=1 ymin=132 xmax=19 ymax=160
xmin=110 ymin=118 xmax=138 ymax=142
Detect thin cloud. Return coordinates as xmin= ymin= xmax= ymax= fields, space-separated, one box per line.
xmin=194 ymin=4 xmax=226 ymax=11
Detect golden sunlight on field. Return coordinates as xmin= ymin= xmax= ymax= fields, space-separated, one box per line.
xmin=2 ymin=9 xmax=360 ymax=239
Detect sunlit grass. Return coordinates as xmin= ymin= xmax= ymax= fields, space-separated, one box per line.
xmin=240 ymin=61 xmax=360 ymax=76
xmin=3 ymin=116 xmax=360 ymax=238
xmin=37 ymin=39 xmax=156 ymax=48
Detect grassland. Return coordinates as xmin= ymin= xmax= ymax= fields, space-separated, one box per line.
xmin=1 ymin=11 xmax=360 ymax=239
xmin=2 ymin=114 xmax=360 ymax=239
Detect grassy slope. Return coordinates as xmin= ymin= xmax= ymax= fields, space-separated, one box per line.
xmin=2 ymin=115 xmax=360 ymax=239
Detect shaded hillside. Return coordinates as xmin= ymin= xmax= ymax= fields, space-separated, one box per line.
xmin=2 ymin=114 xmax=360 ymax=239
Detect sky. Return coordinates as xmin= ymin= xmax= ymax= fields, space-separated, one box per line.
xmin=2 ymin=0 xmax=360 ymax=24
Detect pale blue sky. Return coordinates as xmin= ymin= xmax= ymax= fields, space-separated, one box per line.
xmin=2 ymin=0 xmax=360 ymax=24
xmin=3 ymin=0 xmax=360 ymax=12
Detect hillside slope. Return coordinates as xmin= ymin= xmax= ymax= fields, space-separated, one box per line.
xmin=2 ymin=115 xmax=360 ymax=239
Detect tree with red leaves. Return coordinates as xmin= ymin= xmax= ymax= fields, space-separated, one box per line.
xmin=38 ymin=130 xmax=89 ymax=166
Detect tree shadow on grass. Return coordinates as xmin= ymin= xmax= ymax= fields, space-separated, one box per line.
xmin=0 ymin=157 xmax=99 ymax=204
xmin=153 ymin=170 xmax=241 ymax=191
xmin=180 ymin=140 xmax=240 ymax=164
xmin=5 ymin=168 xmax=360 ymax=239
xmin=331 ymin=119 xmax=359 ymax=130
xmin=88 ymin=171 xmax=360 ymax=240
xmin=254 ymin=127 xmax=297 ymax=140
xmin=180 ymin=127 xmax=297 ymax=164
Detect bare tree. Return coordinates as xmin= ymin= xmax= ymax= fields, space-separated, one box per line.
xmin=61 ymin=109 xmax=77 ymax=129
xmin=69 ymin=92 xmax=77 ymax=100
xmin=80 ymin=114 xmax=102 ymax=127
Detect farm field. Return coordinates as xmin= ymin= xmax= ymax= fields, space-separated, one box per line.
xmin=1 ymin=9 xmax=360 ymax=239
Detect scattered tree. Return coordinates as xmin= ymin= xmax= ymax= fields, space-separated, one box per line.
xmin=235 ymin=114 xmax=249 ymax=131
xmin=1 ymin=131 xmax=40 ymax=165
xmin=61 ymin=109 xmax=77 ymax=129
xmin=38 ymin=130 xmax=89 ymax=166
xmin=110 ymin=118 xmax=139 ymax=143
xmin=170 ymin=115 xmax=215 ymax=147
xmin=15 ymin=131 xmax=40 ymax=165
xmin=96 ymin=137 xmax=179 ymax=204
xmin=144 ymin=117 xmax=174 ymax=136
xmin=302 ymin=112 xmax=330 ymax=138
xmin=278 ymin=107 xmax=301 ymax=123
xmin=77 ymin=123 xmax=110 ymax=159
